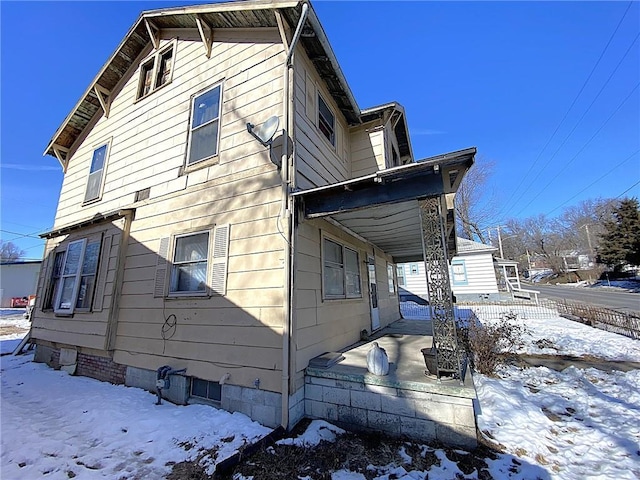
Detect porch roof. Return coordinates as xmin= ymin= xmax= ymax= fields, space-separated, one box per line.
xmin=292 ymin=147 xmax=476 ymax=263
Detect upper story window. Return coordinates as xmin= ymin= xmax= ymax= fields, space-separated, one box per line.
xmin=317 ymin=93 xmax=335 ymax=146
xmin=187 ymin=84 xmax=222 ymax=165
xmin=137 ymin=44 xmax=175 ymax=99
xmin=84 ymin=143 xmax=109 ymax=203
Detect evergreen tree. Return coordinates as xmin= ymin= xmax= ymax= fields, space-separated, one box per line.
xmin=598 ymin=198 xmax=640 ymax=271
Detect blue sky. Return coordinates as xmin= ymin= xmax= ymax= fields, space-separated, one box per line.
xmin=1 ymin=1 xmax=639 ymax=260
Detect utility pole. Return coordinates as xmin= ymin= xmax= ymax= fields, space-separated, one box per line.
xmin=496 ymin=225 xmax=504 ymax=259
xmin=582 ymin=224 xmax=594 ymax=256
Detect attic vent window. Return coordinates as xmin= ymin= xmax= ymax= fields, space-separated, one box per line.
xmin=317 ymin=94 xmax=335 ymax=146
xmin=135 ymin=187 xmax=151 ymax=202
xmin=137 ymin=43 xmax=175 ymax=100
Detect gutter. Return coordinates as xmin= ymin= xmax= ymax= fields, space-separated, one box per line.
xmin=280 ymin=1 xmax=309 ymax=432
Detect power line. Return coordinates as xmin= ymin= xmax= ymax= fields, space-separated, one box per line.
xmin=615 ymin=180 xmax=640 ymax=199
xmin=545 ymin=149 xmax=640 ymax=216
xmin=0 ymin=229 xmax=44 ymax=240
xmin=511 ymin=81 xmax=640 ymax=218
xmin=497 ymin=1 xmax=635 ymax=219
xmin=501 ymin=32 xmax=639 ymax=220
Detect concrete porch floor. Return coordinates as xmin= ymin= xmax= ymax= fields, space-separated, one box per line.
xmin=306 ymin=319 xmax=475 ymax=396
xmin=304 ymin=318 xmax=478 ymax=447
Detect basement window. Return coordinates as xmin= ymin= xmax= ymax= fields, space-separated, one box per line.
xmin=137 ymin=43 xmax=175 ymax=99
xmin=190 ymin=378 xmax=221 ymax=403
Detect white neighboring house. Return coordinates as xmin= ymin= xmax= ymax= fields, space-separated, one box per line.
xmin=0 ymin=261 xmax=42 ymax=307
xmin=398 ymin=237 xmax=499 ymax=302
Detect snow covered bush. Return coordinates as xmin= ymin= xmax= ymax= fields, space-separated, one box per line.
xmin=458 ymin=311 xmax=530 ymax=376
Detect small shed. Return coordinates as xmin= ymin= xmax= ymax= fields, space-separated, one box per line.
xmin=398 ymin=237 xmax=499 ymax=302
xmin=0 ymin=261 xmax=42 ymax=307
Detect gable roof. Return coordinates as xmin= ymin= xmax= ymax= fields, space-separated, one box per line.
xmin=44 ymin=0 xmax=367 ymax=167
xmin=455 ymin=237 xmax=497 ymax=255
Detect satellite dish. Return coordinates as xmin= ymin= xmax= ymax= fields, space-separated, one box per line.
xmin=247 ymin=116 xmax=280 ymax=146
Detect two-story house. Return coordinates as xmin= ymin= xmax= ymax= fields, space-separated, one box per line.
xmin=32 ymin=0 xmax=475 ymax=436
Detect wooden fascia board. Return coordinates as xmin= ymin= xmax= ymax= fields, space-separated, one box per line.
xmin=302 ymin=173 xmax=444 ymax=219
xmin=39 ymin=209 xmax=135 ymax=239
xmin=195 ymin=15 xmax=213 ymax=58
xmin=141 ymin=1 xmax=300 ymax=18
xmin=43 ymin=14 xmax=148 ymax=158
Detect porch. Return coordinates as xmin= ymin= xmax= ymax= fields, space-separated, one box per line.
xmin=304 ymin=318 xmax=477 ymax=448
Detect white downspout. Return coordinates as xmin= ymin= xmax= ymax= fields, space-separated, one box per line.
xmin=280 ymin=1 xmax=308 ymax=432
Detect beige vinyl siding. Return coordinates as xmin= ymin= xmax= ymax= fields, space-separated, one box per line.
xmin=451 ymin=253 xmax=499 ymax=296
xmin=292 ymin=51 xmax=350 ymax=190
xmin=113 ymin=177 xmax=286 ymax=392
xmin=350 ymin=124 xmax=386 ymax=178
xmin=42 ymin=29 xmax=289 ymax=393
xmin=52 ymin=29 xmax=285 ymax=228
xmin=293 ymin=219 xmax=400 ymax=375
xmin=31 ymin=220 xmax=125 ymax=351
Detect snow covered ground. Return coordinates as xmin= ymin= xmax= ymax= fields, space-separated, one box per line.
xmin=2 ymin=308 xmax=639 ymax=479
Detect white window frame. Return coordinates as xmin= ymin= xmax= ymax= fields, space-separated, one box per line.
xmin=83 ymin=141 xmax=110 ymax=204
xmin=168 ymin=230 xmax=211 ymax=296
xmin=396 ymin=264 xmax=406 ymax=287
xmin=185 ymin=82 xmax=223 ymax=167
xmin=136 ymin=41 xmax=176 ymax=100
xmin=317 ymin=92 xmax=336 ymax=146
xmin=387 ymin=263 xmax=395 ymax=294
xmin=322 ymin=236 xmax=362 ymax=300
xmin=53 ymin=235 xmax=102 ymax=315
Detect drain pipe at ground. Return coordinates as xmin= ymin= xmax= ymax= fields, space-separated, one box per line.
xmin=278 ymin=1 xmax=308 ymax=433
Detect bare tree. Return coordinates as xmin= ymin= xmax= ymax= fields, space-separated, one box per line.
xmin=455 ymin=158 xmax=500 ymax=244
xmin=0 ymin=241 xmax=26 ymax=262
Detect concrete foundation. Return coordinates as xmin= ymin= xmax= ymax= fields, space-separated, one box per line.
xmin=303 ymin=320 xmax=478 ymax=448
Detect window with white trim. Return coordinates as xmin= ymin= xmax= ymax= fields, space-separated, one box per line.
xmin=387 ymin=263 xmax=395 ymax=294
xmin=43 ymin=251 xmax=65 ymax=310
xmin=451 ymin=259 xmax=468 ymax=286
xmin=396 ymin=264 xmax=406 ymax=287
xmin=154 ymin=224 xmax=230 ymax=298
xmin=169 ymin=231 xmax=209 ymax=294
xmin=317 ymin=93 xmax=335 ymax=146
xmin=53 ymin=236 xmax=102 ymax=315
xmin=137 ymin=44 xmax=174 ymax=99
xmin=187 ymin=84 xmax=222 ymax=165
xmin=84 ymin=143 xmax=108 ymax=203
xmin=323 ymin=238 xmax=361 ymax=299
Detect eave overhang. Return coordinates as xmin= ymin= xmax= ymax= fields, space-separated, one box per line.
xmin=360 ymin=102 xmax=413 ymax=163
xmin=292 ymin=147 xmax=476 ymax=263
xmin=43 ymin=0 xmax=361 ymax=168
xmin=40 ymin=209 xmax=135 ymax=240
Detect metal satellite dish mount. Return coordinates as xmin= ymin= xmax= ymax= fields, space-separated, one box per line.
xmin=246 ymin=116 xmax=280 ymax=147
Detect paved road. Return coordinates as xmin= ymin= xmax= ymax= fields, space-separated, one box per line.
xmin=527 ymin=283 xmax=640 ymax=313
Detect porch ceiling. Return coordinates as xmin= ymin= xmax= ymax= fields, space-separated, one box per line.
xmin=293 ymin=147 xmax=477 ymax=263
